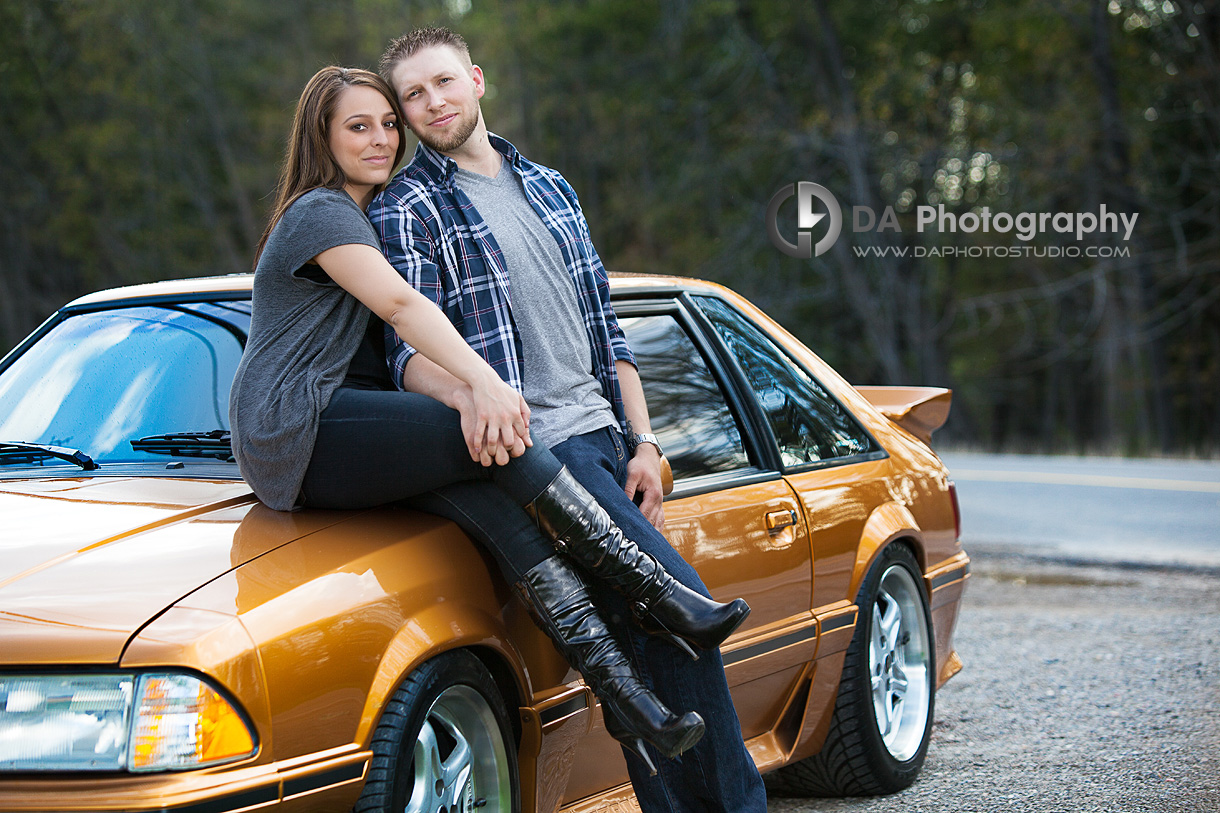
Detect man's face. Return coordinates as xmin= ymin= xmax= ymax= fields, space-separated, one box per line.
xmin=391 ymin=45 xmax=483 ymax=154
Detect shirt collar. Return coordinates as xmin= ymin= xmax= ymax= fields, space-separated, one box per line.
xmin=412 ymin=132 xmax=524 ymax=187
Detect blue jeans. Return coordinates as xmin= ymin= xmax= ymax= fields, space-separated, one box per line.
xmin=552 ymin=428 xmax=768 ymax=813
xmin=303 ymin=391 xmax=766 ymax=809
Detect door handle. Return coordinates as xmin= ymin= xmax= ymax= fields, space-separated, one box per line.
xmin=765 ymin=509 xmax=798 ymax=531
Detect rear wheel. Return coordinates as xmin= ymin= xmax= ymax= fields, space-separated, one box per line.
xmin=355 ymin=650 xmax=518 ymax=813
xmin=767 ymin=544 xmax=935 ymax=796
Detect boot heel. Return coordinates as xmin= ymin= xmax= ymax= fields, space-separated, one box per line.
xmin=663 ymin=633 xmax=699 ymax=661
xmin=531 ymin=468 xmax=752 ymax=656
xmin=603 ymin=708 xmax=659 ymax=775
xmin=633 ymin=600 xmax=699 ymax=661
xmin=623 ymin=737 xmax=658 ymax=776
xmin=515 ymin=557 xmax=706 ymax=771
xmin=636 ymin=597 xmax=751 ymax=657
xmin=604 ymin=702 xmax=703 ymax=769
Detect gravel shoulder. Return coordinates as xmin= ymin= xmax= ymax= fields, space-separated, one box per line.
xmin=767 ymin=551 xmax=1220 ymax=812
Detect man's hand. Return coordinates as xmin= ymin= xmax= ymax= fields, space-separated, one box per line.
xmin=624 ymin=443 xmax=665 ymax=531
xmin=615 ymin=360 xmax=665 ymax=530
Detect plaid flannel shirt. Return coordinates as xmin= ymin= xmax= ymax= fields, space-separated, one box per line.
xmin=368 ymin=134 xmax=635 ymax=430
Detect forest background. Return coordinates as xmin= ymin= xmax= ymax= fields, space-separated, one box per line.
xmin=1 ymin=0 xmax=1216 ymax=455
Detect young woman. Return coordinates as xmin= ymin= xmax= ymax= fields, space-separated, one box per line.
xmin=228 ymin=66 xmax=749 ymax=774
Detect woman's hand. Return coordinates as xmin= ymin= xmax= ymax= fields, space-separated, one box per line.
xmin=458 ymin=374 xmax=532 ymax=466
xmin=312 ymin=243 xmax=533 ymax=465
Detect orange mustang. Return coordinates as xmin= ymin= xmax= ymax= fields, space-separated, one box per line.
xmin=0 ymin=274 xmax=968 ymax=812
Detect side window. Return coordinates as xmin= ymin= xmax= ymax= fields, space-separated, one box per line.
xmin=694 ymin=295 xmax=875 ymax=468
xmin=619 ymin=313 xmax=750 ymax=480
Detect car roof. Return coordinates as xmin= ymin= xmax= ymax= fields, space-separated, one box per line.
xmin=66 ymin=274 xmax=256 ymax=307
xmin=63 ymin=272 xmax=735 ymax=309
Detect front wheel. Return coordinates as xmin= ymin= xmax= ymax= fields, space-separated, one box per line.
xmin=354 ymin=650 xmax=518 ymax=813
xmin=767 ymin=543 xmax=935 ymax=796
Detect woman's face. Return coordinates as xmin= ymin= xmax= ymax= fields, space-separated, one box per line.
xmin=328 ymin=84 xmax=399 ymax=205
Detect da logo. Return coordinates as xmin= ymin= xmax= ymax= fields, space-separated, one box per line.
xmin=766 ymin=182 xmax=843 ymax=258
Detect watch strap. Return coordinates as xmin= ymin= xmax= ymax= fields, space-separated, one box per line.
xmin=628 ymin=432 xmax=663 ymax=457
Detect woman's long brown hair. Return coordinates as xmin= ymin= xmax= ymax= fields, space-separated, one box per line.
xmin=254 ymin=66 xmax=407 ymax=266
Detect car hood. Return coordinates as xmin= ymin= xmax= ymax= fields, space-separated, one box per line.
xmin=0 ymin=476 xmax=315 ymax=666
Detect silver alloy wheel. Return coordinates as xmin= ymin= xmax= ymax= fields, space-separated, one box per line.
xmin=405 ymin=685 xmax=513 ymax=813
xmin=868 ymin=562 xmax=933 ymax=762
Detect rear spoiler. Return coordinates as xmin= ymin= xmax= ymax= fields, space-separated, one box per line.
xmin=854 ymin=386 xmax=952 ymax=444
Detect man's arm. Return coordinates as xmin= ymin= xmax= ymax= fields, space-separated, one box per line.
xmin=368 ymin=187 xmax=530 ymax=465
xmin=617 ymin=358 xmax=665 ymax=532
xmin=552 ymin=176 xmax=660 ymax=527
xmin=368 ymin=187 xmax=449 ymax=387
xmin=556 ymin=174 xmax=637 ymax=371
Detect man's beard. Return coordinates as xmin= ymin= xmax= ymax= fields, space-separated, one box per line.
xmin=416 ymin=105 xmax=480 ymax=153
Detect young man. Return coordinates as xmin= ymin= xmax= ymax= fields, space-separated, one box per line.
xmin=368 ymin=27 xmax=768 ymax=812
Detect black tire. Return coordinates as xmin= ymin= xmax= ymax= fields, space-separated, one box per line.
xmin=766 ymin=543 xmax=935 ymax=797
xmin=354 ymin=650 xmax=519 ymax=813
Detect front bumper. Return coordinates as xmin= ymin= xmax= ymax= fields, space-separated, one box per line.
xmin=0 ymin=746 xmax=368 ymax=812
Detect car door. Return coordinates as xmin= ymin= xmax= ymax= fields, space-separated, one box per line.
xmin=617 ymin=298 xmax=816 ymax=737
xmin=557 ymin=296 xmax=818 ymax=802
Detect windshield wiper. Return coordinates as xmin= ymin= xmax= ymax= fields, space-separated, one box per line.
xmin=130 ymin=430 xmax=234 ymax=461
xmin=0 ymin=442 xmax=99 ymax=470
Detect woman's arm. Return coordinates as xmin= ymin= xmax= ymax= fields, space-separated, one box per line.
xmin=314 ymin=242 xmax=531 ymax=466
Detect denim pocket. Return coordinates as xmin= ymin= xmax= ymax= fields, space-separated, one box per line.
xmin=608 ymin=428 xmax=628 ymax=481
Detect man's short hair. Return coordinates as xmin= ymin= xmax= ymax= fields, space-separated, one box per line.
xmin=380 ymin=26 xmax=471 ymax=81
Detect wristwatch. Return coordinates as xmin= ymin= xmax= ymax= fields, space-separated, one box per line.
xmin=627 ymin=432 xmax=664 ymax=457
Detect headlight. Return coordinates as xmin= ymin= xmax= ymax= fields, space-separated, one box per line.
xmin=0 ymin=673 xmax=256 ymax=772
xmin=0 ymin=674 xmax=131 ymax=770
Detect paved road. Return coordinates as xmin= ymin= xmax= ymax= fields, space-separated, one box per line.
xmin=766 ymin=554 xmax=1220 ymax=812
xmin=765 ymin=453 xmax=1220 ymax=812
xmin=938 ymin=452 xmax=1220 ymax=568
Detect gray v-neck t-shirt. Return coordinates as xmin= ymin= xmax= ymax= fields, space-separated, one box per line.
xmin=455 ymin=163 xmax=615 ymax=448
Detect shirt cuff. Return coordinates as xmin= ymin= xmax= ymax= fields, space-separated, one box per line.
xmin=611 ymin=336 xmax=636 ymax=366
xmin=389 ymin=343 xmax=419 ymax=391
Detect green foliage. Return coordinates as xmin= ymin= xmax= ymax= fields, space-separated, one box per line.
xmin=1 ymin=0 xmax=1215 ymax=453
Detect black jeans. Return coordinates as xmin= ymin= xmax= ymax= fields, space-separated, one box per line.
xmin=299 ymin=387 xmax=559 ymax=580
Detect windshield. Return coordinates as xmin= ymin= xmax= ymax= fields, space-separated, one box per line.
xmin=0 ymin=301 xmax=250 ymax=466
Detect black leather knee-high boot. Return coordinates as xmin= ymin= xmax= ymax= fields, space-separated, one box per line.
xmin=529 ymin=467 xmax=751 ymax=661
xmin=514 ymin=556 xmax=705 ymax=774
